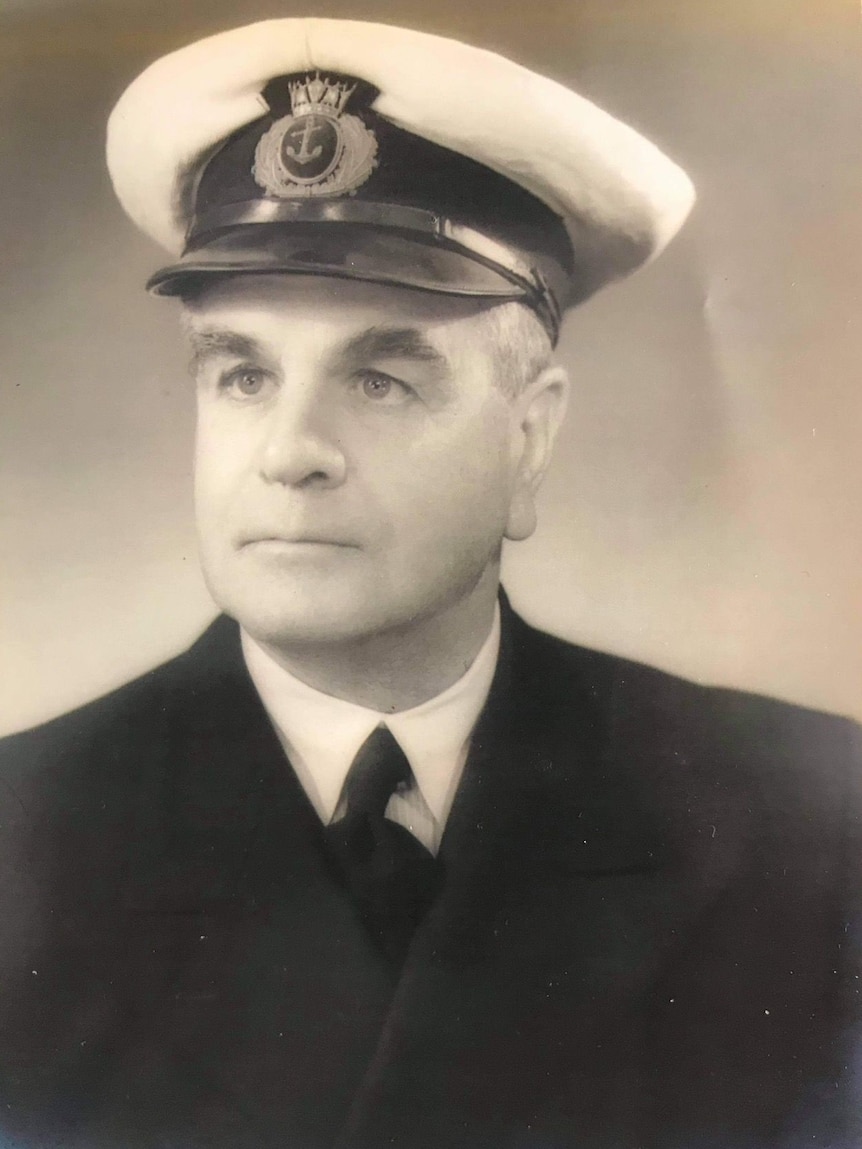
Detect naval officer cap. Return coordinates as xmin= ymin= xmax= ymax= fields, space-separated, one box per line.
xmin=107 ymin=18 xmax=695 ymax=344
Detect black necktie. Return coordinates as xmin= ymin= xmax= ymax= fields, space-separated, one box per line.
xmin=324 ymin=725 xmax=443 ymax=966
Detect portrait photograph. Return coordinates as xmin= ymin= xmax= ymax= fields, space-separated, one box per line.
xmin=1 ymin=1 xmax=860 ymax=1146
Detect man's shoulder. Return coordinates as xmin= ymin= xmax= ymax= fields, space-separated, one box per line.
xmin=0 ymin=615 xmax=242 ymax=805
xmin=515 ymin=608 xmax=839 ymax=712
xmin=512 ymin=610 xmax=861 ymax=794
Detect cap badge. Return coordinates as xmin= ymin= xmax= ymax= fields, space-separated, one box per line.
xmin=253 ymin=74 xmax=378 ymax=199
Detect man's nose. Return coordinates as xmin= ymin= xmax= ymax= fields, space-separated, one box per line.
xmin=257 ymin=388 xmax=346 ymax=489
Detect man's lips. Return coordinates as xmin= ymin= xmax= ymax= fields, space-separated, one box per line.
xmin=238 ymin=534 xmax=359 ymax=549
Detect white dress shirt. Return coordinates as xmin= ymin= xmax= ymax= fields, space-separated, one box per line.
xmin=241 ymin=607 xmax=501 ymax=854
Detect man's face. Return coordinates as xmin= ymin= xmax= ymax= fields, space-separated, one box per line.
xmin=185 ymin=275 xmax=556 ymax=651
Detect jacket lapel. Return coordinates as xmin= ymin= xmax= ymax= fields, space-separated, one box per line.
xmin=338 ymin=602 xmax=751 ymax=1148
xmin=98 ymin=618 xmax=400 ymax=1147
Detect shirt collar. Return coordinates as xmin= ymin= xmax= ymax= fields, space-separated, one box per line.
xmin=241 ymin=606 xmax=501 ymax=825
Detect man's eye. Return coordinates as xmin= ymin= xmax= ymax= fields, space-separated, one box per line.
xmin=220 ymin=367 xmax=270 ymax=399
xmin=355 ymin=371 xmax=411 ymax=405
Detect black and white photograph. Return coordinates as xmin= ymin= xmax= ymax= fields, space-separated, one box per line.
xmin=1 ymin=2 xmax=861 ymax=1146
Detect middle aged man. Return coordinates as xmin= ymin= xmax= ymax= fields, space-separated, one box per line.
xmin=1 ymin=17 xmax=860 ymax=1149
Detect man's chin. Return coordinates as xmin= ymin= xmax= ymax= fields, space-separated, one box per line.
xmin=203 ymin=553 xmax=381 ymax=645
xmin=215 ymin=587 xmax=392 ymax=652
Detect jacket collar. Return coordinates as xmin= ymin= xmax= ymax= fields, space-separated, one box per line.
xmin=124 ymin=592 xmax=676 ymax=914
xmin=442 ymin=592 xmax=671 ymax=878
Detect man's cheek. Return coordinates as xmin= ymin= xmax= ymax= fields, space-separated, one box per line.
xmin=196 ymin=442 xmax=241 ymax=499
xmin=195 ymin=473 xmax=236 ymax=552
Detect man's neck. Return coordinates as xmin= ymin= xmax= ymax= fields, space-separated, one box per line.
xmin=250 ymin=575 xmax=501 ymax=713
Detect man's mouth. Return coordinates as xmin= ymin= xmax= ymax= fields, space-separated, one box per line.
xmin=238 ymin=534 xmax=359 ymax=549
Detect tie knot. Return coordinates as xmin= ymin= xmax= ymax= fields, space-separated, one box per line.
xmin=341 ymin=725 xmax=411 ymax=822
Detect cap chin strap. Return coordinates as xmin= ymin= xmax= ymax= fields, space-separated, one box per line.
xmin=188 ymin=198 xmax=562 ymax=343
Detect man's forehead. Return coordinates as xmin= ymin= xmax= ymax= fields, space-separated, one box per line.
xmin=181 ymin=274 xmax=501 ymax=356
xmin=184 ymin=273 xmax=495 ymax=320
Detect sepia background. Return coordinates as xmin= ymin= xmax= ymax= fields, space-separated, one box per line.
xmin=1 ymin=0 xmax=861 ymax=734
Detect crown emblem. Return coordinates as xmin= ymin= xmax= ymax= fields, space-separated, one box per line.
xmin=287 ymin=74 xmax=356 ymax=118
xmin=253 ymin=72 xmax=377 ymax=200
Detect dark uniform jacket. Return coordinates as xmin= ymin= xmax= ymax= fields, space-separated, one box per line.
xmin=1 ymin=599 xmax=860 ymax=1148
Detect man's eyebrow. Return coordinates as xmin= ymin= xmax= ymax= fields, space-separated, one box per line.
xmin=186 ymin=328 xmax=266 ymax=370
xmin=338 ymin=326 xmax=449 ymax=370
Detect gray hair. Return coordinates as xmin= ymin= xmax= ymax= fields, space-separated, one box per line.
xmin=475 ymin=301 xmax=554 ymax=398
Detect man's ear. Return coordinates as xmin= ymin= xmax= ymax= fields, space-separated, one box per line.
xmin=504 ymin=365 xmax=570 ymax=543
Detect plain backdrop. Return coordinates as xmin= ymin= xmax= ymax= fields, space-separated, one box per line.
xmin=1 ymin=0 xmax=861 ymax=735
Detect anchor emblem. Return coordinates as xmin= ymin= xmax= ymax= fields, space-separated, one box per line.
xmin=278 ymin=113 xmax=343 ymax=184
xmin=284 ymin=119 xmax=325 ymax=165
xmin=253 ymin=73 xmax=377 ymax=199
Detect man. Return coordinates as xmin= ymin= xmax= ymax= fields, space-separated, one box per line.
xmin=0 ymin=17 xmax=859 ymax=1149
